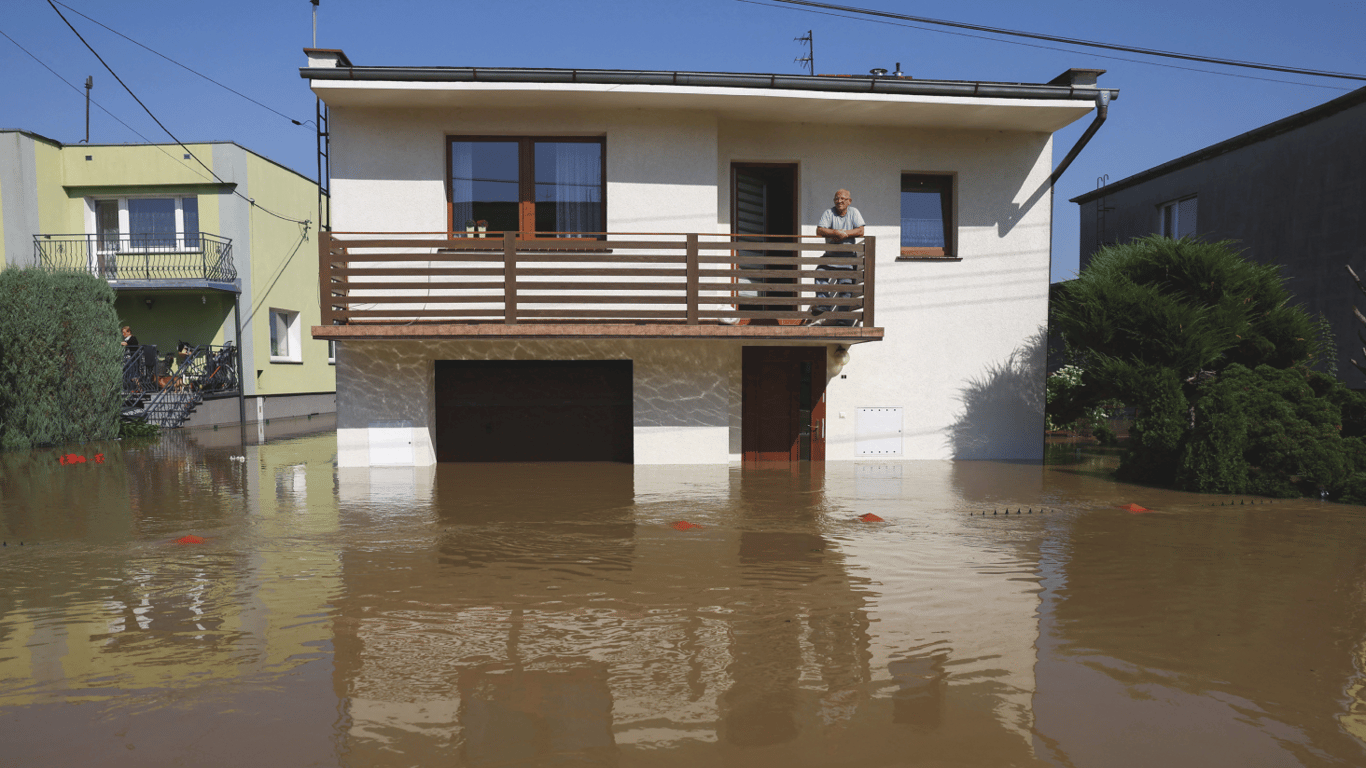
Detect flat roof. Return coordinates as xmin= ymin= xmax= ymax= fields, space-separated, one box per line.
xmin=302 ymin=61 xmax=1117 ymax=134
xmin=0 ymin=129 xmax=317 ymax=185
xmin=1072 ymin=84 xmax=1366 ymax=203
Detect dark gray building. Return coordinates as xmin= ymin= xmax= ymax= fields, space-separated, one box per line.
xmin=1072 ymin=85 xmax=1366 ymax=385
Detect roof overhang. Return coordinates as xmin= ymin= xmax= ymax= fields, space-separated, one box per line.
xmin=303 ymin=68 xmax=1114 ymax=133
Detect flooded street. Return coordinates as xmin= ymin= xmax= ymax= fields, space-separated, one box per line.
xmin=2 ymin=429 xmax=1365 ymax=767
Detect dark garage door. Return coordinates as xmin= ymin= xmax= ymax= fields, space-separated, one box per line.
xmin=435 ymin=360 xmax=633 ymax=463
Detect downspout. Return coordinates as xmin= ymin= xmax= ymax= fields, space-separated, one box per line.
xmin=235 ymin=293 xmax=246 ymax=446
xmin=1042 ymin=89 xmax=1108 ymax=461
xmin=1049 ymin=90 xmax=1110 ymax=187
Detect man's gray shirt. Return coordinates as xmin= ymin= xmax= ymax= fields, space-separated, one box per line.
xmin=818 ymin=206 xmax=865 ymax=268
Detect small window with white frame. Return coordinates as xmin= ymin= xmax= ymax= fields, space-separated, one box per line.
xmin=327 ymin=339 xmax=336 ymax=365
xmin=269 ymin=309 xmax=301 ymax=363
xmin=1158 ymin=196 xmax=1198 ymax=238
xmin=92 ymin=195 xmax=199 ymax=252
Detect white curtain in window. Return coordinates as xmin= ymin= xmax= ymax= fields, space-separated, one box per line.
xmin=552 ymin=143 xmax=600 ymax=236
xmin=129 ymin=198 xmax=177 ymax=248
xmin=450 ymin=144 xmax=474 ymax=230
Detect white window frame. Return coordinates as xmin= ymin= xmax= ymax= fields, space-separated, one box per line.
xmin=1158 ymin=196 xmax=1198 ymax=238
xmin=86 ymin=195 xmax=200 ymax=254
xmin=269 ymin=308 xmax=302 ymax=363
xmin=327 ymin=339 xmax=337 ymax=365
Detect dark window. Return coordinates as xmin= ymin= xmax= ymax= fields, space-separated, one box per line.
xmin=899 ymin=174 xmax=953 ymax=258
xmin=449 ymin=137 xmax=604 ymax=238
xmin=1158 ymin=196 xmax=1197 ymax=238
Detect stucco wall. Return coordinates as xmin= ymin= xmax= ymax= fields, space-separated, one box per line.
xmin=717 ymin=121 xmax=1052 ymax=460
xmin=334 ymin=339 xmax=740 ymax=467
xmin=327 ymin=107 xmax=1056 ymax=463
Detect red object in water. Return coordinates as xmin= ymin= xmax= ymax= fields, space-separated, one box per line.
xmin=671 ymin=521 xmax=702 ymax=531
xmin=1119 ymin=503 xmax=1150 ymax=513
xmin=94 ymin=453 xmax=105 ymax=464
xmin=859 ymin=513 xmax=885 ymax=522
xmin=175 ymin=535 xmax=206 ymax=544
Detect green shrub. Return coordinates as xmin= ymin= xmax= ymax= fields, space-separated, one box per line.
xmin=0 ymin=268 xmax=122 ymax=449
xmin=1116 ymin=365 xmax=1188 ymax=484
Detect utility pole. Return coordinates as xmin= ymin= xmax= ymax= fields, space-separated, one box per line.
xmin=311 ymin=0 xmax=319 ymax=48
xmin=794 ymin=30 xmax=813 ymax=75
xmin=83 ymin=76 xmax=92 ymax=143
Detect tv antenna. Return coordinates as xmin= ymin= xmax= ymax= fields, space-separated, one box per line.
xmin=795 ymin=30 xmax=813 ymax=75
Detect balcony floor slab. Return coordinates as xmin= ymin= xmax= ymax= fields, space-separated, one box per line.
xmin=312 ymin=323 xmax=883 ymax=344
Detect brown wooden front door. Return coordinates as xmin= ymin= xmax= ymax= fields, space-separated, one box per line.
xmin=741 ymin=347 xmax=826 ymax=462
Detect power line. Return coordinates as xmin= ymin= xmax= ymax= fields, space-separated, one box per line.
xmin=739 ymin=0 xmax=1352 ymax=90
xmin=761 ymin=0 xmax=1366 ymax=82
xmin=46 ymin=0 xmax=310 ymax=227
xmin=51 ymin=0 xmax=313 ymax=127
xmin=0 ymin=26 xmax=218 ymax=182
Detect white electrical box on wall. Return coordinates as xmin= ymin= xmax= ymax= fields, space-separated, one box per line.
xmin=856 ymin=407 xmax=903 ymax=456
xmin=369 ymin=420 xmax=414 ymax=466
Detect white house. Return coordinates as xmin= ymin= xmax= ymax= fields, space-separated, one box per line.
xmin=301 ymin=50 xmax=1115 ymax=467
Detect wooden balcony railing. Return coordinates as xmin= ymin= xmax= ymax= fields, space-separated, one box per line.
xmin=319 ymin=232 xmax=875 ymax=328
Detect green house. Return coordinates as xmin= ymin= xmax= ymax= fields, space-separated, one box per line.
xmin=0 ymin=130 xmax=335 ymax=427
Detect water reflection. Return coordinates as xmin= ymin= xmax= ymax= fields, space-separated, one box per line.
xmin=1 ymin=434 xmax=1365 ymax=767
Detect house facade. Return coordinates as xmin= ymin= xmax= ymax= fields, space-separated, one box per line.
xmin=303 ymin=51 xmax=1115 ymax=466
xmin=0 ymin=130 xmax=336 ymax=425
xmin=1072 ymin=85 xmax=1366 ymax=385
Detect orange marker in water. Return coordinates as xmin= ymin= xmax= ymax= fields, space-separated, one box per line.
xmin=859 ymin=513 xmax=885 ymax=522
xmin=175 ymin=535 xmax=206 ymax=544
xmin=1119 ymin=503 xmax=1150 ymax=513
xmin=671 ymin=521 xmax=702 ymax=531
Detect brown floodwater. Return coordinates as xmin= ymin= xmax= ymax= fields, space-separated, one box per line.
xmin=2 ymin=428 xmax=1365 ymax=767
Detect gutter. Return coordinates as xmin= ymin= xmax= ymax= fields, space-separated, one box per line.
xmin=1048 ymin=90 xmax=1110 ymax=187
xmin=300 ymin=66 xmax=1119 ymax=104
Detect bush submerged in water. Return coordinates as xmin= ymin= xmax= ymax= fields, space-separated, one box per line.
xmin=0 ymin=269 xmax=121 ymax=449
xmin=1052 ymin=236 xmax=1366 ymax=502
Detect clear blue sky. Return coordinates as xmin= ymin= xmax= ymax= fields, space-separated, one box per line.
xmin=3 ymin=0 xmax=1362 ymax=282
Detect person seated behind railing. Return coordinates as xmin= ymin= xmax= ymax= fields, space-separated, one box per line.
xmin=120 ymin=325 xmax=138 ymax=355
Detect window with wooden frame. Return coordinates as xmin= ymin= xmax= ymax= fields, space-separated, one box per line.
xmin=899 ymin=174 xmax=954 ymax=258
xmin=448 ymin=136 xmax=605 ymax=238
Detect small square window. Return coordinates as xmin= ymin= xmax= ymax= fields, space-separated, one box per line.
xmin=269 ymin=309 xmax=301 ymax=362
xmin=899 ymin=174 xmax=954 ymax=258
xmin=1159 ymin=196 xmax=1198 ymax=238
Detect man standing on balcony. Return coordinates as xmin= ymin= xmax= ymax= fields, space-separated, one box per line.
xmin=121 ymin=325 xmax=138 ymax=352
xmin=810 ymin=189 xmax=864 ymax=326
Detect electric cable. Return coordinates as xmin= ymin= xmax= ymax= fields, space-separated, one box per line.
xmin=762 ymin=0 xmax=1366 ymax=82
xmin=0 ymin=26 xmax=218 ymax=183
xmin=46 ymin=0 xmax=311 ymax=227
xmin=51 ymin=0 xmax=313 ymax=127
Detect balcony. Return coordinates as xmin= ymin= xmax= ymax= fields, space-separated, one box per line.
xmin=34 ymin=233 xmax=237 ymax=290
xmin=315 ymin=232 xmax=883 ymax=343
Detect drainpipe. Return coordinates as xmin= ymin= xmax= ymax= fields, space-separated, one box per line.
xmin=1049 ymin=90 xmax=1110 ymax=187
xmin=235 ymin=294 xmax=246 ymax=446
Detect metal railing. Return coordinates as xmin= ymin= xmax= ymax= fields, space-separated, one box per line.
xmin=319 ymin=231 xmax=875 ymax=327
xmin=121 ymin=343 xmax=240 ymax=427
xmin=35 ymin=233 xmax=235 ymax=282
